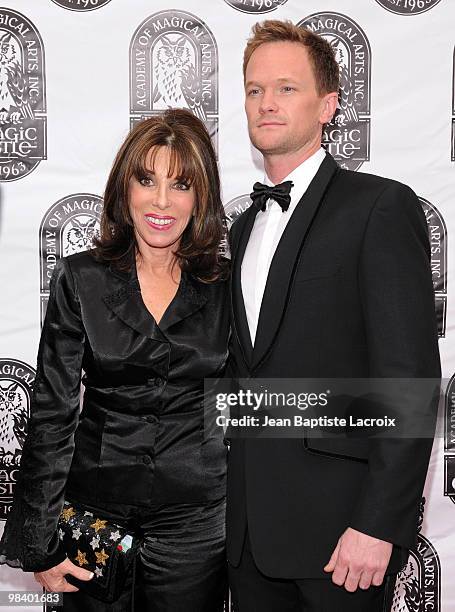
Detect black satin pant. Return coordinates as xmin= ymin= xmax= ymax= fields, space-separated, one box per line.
xmin=62 ymin=498 xmax=227 ymax=612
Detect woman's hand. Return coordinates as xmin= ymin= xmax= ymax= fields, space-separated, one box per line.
xmin=34 ymin=558 xmax=94 ymax=592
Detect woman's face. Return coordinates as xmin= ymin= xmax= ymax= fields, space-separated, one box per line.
xmin=128 ymin=146 xmax=196 ymax=255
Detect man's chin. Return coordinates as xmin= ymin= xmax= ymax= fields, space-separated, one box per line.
xmin=252 ymin=139 xmax=291 ymax=156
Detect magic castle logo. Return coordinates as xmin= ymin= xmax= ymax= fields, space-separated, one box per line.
xmin=0 ymin=8 xmax=46 ymax=181
xmin=130 ymin=10 xmax=219 ymax=154
xmin=374 ymin=0 xmax=442 ymax=16
xmin=297 ymin=13 xmax=371 ymax=172
xmin=0 ymin=359 xmax=34 ymax=520
xmin=39 ymin=193 xmax=103 ymax=325
xmin=222 ymin=0 xmax=288 ymax=14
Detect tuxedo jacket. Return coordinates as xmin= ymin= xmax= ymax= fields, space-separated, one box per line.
xmin=0 ymin=251 xmax=229 ymax=572
xmin=226 ymin=152 xmax=441 ymax=579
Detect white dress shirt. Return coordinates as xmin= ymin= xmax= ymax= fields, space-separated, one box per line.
xmin=241 ymin=147 xmax=326 ymax=345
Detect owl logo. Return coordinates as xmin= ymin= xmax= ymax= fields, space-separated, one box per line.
xmin=153 ymin=34 xmax=206 ymax=122
xmin=0 ymin=381 xmax=27 ymax=466
xmin=0 ymin=31 xmax=33 ymax=124
xmin=391 ymin=560 xmax=420 ymax=612
xmin=63 ymin=216 xmax=99 ymax=256
xmin=327 ymin=36 xmax=358 ymax=127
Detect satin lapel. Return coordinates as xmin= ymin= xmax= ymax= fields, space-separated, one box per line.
xmin=231 ymin=204 xmax=258 ymax=367
xmin=102 ymin=264 xmax=167 ymax=342
xmin=251 ymin=153 xmax=339 ymax=371
xmin=158 ymin=272 xmax=208 ymax=332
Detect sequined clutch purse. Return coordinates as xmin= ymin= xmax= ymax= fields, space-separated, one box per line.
xmin=57 ymin=500 xmax=138 ymax=603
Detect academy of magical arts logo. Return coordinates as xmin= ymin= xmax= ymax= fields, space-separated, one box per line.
xmin=391 ymin=498 xmax=440 ymax=612
xmin=0 ymin=9 xmax=46 ymax=182
xmin=222 ymin=0 xmax=288 ymax=14
xmin=130 ymin=10 xmax=219 ymax=154
xmin=39 ymin=193 xmax=102 ymax=325
xmin=419 ymin=198 xmax=447 ymax=338
xmin=0 ymin=359 xmax=34 ymax=520
xmin=220 ymin=194 xmax=253 ymax=257
xmin=374 ymin=0 xmax=442 ymax=16
xmin=297 ymin=13 xmax=371 ymax=172
xmin=51 ymin=0 xmax=112 ymax=10
xmin=444 ymin=374 xmax=455 ymax=505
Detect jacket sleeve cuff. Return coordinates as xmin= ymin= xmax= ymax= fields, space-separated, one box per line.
xmin=22 ymin=533 xmax=67 ymax=573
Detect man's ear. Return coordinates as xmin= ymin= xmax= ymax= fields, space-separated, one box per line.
xmin=320 ymin=92 xmax=339 ymax=125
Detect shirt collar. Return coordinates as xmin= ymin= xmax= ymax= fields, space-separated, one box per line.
xmin=263 ymin=147 xmax=326 ymax=212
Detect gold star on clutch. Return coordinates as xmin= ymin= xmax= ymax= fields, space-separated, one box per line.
xmin=75 ymin=550 xmax=88 ymax=566
xmin=90 ymin=518 xmax=107 ymax=533
xmin=60 ymin=506 xmax=76 ymax=522
xmin=95 ymin=549 xmax=110 ymax=566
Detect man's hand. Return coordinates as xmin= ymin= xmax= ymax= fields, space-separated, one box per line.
xmin=324 ymin=527 xmax=393 ymax=592
xmin=34 ymin=558 xmax=94 ymax=592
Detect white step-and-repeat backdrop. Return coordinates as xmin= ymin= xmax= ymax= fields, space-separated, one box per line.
xmin=0 ymin=0 xmax=454 ymax=610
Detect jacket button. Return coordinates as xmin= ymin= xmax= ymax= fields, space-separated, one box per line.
xmin=154 ymin=377 xmax=165 ymax=387
xmin=142 ymin=455 xmax=152 ymax=465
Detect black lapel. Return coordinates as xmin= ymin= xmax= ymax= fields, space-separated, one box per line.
xmin=251 ymin=153 xmax=339 ymax=371
xmin=102 ymin=262 xmax=167 ymax=342
xmin=231 ymin=204 xmax=259 ymax=367
xmin=158 ymin=272 xmax=208 ymax=332
xmin=102 ymin=259 xmax=208 ymax=340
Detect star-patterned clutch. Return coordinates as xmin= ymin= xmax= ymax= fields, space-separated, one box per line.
xmin=57 ymin=500 xmax=138 ymax=603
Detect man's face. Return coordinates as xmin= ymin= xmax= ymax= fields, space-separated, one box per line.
xmin=244 ymin=42 xmax=335 ymax=157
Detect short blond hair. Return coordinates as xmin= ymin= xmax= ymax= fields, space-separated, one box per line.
xmin=243 ymin=20 xmax=339 ymax=96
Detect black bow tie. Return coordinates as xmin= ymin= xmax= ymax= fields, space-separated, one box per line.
xmin=250 ymin=180 xmax=294 ymax=213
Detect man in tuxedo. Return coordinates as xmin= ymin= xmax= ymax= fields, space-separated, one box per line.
xmin=226 ymin=20 xmax=440 ymax=612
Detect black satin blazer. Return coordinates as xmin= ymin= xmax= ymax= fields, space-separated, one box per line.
xmin=0 ymin=250 xmax=230 ymax=572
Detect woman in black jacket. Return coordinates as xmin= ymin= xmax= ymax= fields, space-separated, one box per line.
xmin=0 ymin=108 xmax=230 ymax=611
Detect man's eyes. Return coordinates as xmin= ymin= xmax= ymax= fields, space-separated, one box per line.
xmin=246 ymin=86 xmax=296 ymax=96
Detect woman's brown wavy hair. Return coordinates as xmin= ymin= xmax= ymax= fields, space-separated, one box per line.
xmin=93 ymin=108 xmax=228 ymax=282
